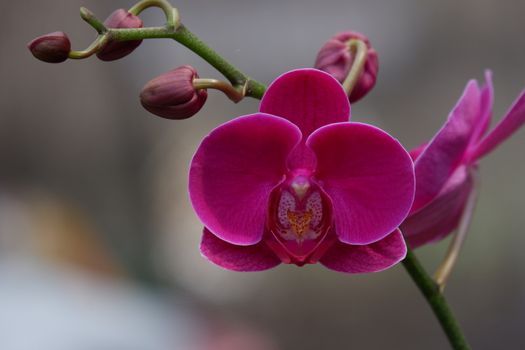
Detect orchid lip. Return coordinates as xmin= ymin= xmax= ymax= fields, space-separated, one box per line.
xmin=266 ymin=171 xmax=334 ymax=265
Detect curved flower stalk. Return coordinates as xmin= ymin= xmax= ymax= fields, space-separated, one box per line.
xmin=189 ymin=69 xmax=415 ymax=273
xmin=402 ymin=71 xmax=525 ymax=248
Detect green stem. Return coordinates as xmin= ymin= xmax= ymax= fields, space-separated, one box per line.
xmin=79 ymin=7 xmax=107 ymax=34
xmin=402 ymin=247 xmax=470 ymax=350
xmin=174 ymin=26 xmax=266 ymax=99
xmin=68 ymin=34 xmax=109 ymax=59
xmin=107 ymin=25 xmax=266 ymax=99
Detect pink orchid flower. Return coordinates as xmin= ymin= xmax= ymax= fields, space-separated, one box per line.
xmin=189 ymin=69 xmax=415 ymax=273
xmin=401 ymin=71 xmax=525 ymax=248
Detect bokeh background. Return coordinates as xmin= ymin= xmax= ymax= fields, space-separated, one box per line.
xmin=2 ymin=0 xmax=525 ymax=349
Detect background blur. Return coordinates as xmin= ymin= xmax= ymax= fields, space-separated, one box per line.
xmin=2 ymin=0 xmax=525 ymax=349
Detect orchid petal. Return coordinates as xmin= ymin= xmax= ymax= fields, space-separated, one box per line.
xmin=320 ymin=229 xmax=407 ymax=273
xmin=260 ymin=69 xmax=351 ymax=169
xmin=412 ymin=80 xmax=481 ymax=212
xmin=401 ymin=166 xmax=473 ymax=248
xmin=260 ymin=69 xmax=350 ymax=139
xmin=470 ymin=70 xmax=494 ymax=144
xmin=307 ymin=122 xmax=415 ymax=245
xmin=470 ymin=89 xmax=525 ymax=161
xmin=201 ymin=228 xmax=281 ymax=271
xmin=189 ymin=114 xmax=301 ymax=245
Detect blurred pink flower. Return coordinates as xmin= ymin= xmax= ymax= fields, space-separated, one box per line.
xmin=189 ymin=69 xmax=415 ymax=273
xmin=314 ymin=31 xmax=378 ymax=102
xmin=402 ymin=71 xmax=525 ymax=248
xmin=96 ymin=9 xmax=143 ymax=61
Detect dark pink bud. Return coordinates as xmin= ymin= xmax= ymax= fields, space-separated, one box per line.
xmin=314 ymin=31 xmax=378 ymax=102
xmin=140 ymin=65 xmax=208 ymax=120
xmin=27 ymin=31 xmax=71 ymax=63
xmin=96 ymin=9 xmax=143 ymax=61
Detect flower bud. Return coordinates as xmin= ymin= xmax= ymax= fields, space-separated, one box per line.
xmin=96 ymin=9 xmax=143 ymax=61
xmin=27 ymin=31 xmax=71 ymax=63
xmin=314 ymin=31 xmax=378 ymax=102
xmin=140 ymin=65 xmax=208 ymax=120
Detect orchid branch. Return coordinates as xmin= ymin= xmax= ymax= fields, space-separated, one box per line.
xmin=71 ymin=0 xmax=266 ymax=99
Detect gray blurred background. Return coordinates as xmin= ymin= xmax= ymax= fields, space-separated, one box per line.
xmin=1 ymin=0 xmax=525 ymax=349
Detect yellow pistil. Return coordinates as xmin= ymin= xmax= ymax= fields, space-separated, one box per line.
xmin=287 ymin=210 xmax=313 ymax=238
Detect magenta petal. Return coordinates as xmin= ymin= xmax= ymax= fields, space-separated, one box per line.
xmin=470 ymin=70 xmax=494 ymax=144
xmin=260 ymin=69 xmax=350 ymax=139
xmin=411 ymin=80 xmax=481 ymax=212
xmin=320 ymin=229 xmax=407 ymax=273
xmin=201 ymin=229 xmax=281 ymax=271
xmin=401 ymin=166 xmax=473 ymax=248
xmin=307 ymin=122 xmax=415 ymax=245
xmin=189 ymin=114 xmax=301 ymax=245
xmin=470 ymin=89 xmax=525 ymax=161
